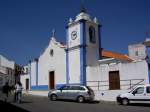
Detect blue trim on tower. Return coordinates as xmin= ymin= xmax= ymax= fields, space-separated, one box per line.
xmin=98 ymin=25 xmax=102 ymax=59
xmin=80 ymin=20 xmax=86 ymax=85
xmin=80 ymin=46 xmax=84 ymax=85
xmin=66 ymin=27 xmax=69 ymax=84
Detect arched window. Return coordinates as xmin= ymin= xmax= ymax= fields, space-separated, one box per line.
xmin=89 ymin=26 xmax=96 ymax=43
xmin=50 ymin=49 xmax=54 ymax=57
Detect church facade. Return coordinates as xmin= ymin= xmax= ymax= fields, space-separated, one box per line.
xmin=21 ymin=8 xmax=150 ymax=101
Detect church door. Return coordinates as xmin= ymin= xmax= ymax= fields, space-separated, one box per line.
xmin=49 ymin=71 xmax=55 ymax=89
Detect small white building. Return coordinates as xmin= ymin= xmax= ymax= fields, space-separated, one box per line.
xmin=20 ymin=65 xmax=30 ymax=90
xmin=0 ymin=55 xmax=15 ymax=88
xmin=21 ymin=8 xmax=150 ymax=101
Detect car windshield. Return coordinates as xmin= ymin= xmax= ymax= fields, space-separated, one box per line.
xmin=128 ymin=86 xmax=138 ymax=93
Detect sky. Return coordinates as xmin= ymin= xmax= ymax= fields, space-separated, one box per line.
xmin=0 ymin=0 xmax=150 ymax=65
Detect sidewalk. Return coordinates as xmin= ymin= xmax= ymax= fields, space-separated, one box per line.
xmin=0 ymin=100 xmax=30 ymax=112
xmin=0 ymin=91 xmax=30 ymax=112
xmin=27 ymin=90 xmax=48 ymax=97
xmin=0 ymin=91 xmax=14 ymax=102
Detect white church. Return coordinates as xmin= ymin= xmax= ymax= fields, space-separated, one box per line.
xmin=21 ymin=7 xmax=150 ymax=101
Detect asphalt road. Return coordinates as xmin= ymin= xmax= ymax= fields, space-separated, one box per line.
xmin=2 ymin=94 xmax=149 ymax=112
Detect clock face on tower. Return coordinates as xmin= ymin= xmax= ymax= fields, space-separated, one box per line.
xmin=71 ymin=31 xmax=77 ymax=40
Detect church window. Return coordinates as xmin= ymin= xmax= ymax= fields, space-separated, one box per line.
xmin=50 ymin=49 xmax=54 ymax=57
xmin=89 ymin=26 xmax=96 ymax=43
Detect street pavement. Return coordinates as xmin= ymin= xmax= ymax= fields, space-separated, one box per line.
xmin=0 ymin=92 xmax=150 ymax=112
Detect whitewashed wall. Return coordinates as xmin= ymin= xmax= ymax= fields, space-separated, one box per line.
xmin=31 ymin=61 xmax=36 ymax=86
xmin=0 ymin=55 xmax=14 ymax=69
xmin=86 ymin=64 xmax=100 ymax=90
xmin=87 ymin=60 xmax=149 ymax=101
xmin=120 ymin=60 xmax=149 ymax=86
xmin=0 ymin=55 xmax=15 ymax=87
xmin=68 ymin=49 xmax=80 ymax=84
xmin=38 ymin=38 xmax=66 ymax=87
xmin=86 ymin=64 xmax=100 ymax=81
xmin=128 ymin=44 xmax=146 ymax=60
xmin=20 ymin=74 xmax=30 ymax=90
xmin=95 ymin=60 xmax=148 ymax=90
xmin=85 ymin=22 xmax=100 ymax=66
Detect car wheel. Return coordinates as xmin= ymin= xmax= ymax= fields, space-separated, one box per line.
xmin=122 ymin=98 xmax=129 ymax=105
xmin=50 ymin=94 xmax=57 ymax=101
xmin=77 ymin=96 xmax=84 ymax=103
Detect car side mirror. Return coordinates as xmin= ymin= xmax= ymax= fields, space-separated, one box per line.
xmin=132 ymin=91 xmax=137 ymax=95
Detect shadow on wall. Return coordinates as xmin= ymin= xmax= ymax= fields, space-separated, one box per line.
xmin=0 ymin=100 xmax=30 ymax=112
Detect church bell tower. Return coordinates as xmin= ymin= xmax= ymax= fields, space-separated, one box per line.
xmin=66 ymin=6 xmax=101 ymax=85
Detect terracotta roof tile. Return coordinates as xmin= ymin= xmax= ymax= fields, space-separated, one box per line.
xmin=101 ymin=49 xmax=133 ymax=62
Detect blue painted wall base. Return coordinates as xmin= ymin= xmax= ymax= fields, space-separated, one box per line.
xmin=30 ymin=84 xmax=66 ymax=91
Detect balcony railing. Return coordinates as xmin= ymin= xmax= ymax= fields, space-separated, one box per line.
xmin=87 ymin=79 xmax=145 ymax=91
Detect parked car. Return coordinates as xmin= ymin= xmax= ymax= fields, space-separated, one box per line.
xmin=48 ymin=85 xmax=95 ymax=103
xmin=116 ymin=84 xmax=150 ymax=105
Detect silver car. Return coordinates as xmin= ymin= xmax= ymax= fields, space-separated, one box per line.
xmin=48 ymin=85 xmax=95 ymax=103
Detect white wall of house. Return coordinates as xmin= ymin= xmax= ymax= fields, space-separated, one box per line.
xmin=86 ymin=64 xmax=101 ymax=91
xmin=120 ymin=60 xmax=148 ymax=85
xmin=20 ymin=65 xmax=30 ymax=90
xmin=0 ymin=66 xmax=7 ymax=75
xmin=31 ymin=61 xmax=37 ymax=86
xmin=0 ymin=55 xmax=15 ymax=87
xmin=97 ymin=60 xmax=148 ymax=90
xmin=0 ymin=55 xmax=14 ymax=69
xmin=89 ymin=60 xmax=149 ymax=101
xmin=128 ymin=44 xmax=146 ymax=60
xmin=20 ymin=74 xmax=30 ymax=90
xmin=86 ymin=64 xmax=100 ymax=81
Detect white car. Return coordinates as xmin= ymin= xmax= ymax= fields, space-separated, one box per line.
xmin=116 ymin=84 xmax=150 ymax=105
